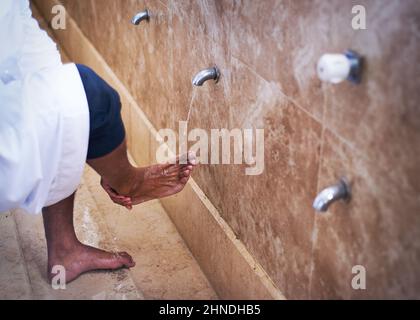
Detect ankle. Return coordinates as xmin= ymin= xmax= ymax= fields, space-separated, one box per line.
xmin=47 ymin=238 xmax=81 ymax=260
xmin=112 ymin=167 xmax=145 ymax=196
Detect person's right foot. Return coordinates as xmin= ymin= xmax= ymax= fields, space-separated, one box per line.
xmin=48 ymin=242 xmax=135 ymax=284
xmin=102 ymin=153 xmax=197 ymax=208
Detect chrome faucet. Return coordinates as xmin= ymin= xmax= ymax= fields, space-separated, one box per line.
xmin=192 ymin=67 xmax=220 ymax=86
xmin=131 ymin=9 xmax=150 ymax=25
xmin=313 ymin=178 xmax=350 ymax=212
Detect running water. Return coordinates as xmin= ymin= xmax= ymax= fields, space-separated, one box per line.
xmin=185 ymin=89 xmax=197 ymax=123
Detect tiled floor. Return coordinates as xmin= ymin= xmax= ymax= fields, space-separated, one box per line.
xmin=0 ymin=166 xmax=217 ymax=300
xmin=0 ymin=6 xmax=217 ymax=300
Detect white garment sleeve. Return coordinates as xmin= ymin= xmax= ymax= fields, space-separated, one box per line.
xmin=0 ymin=0 xmax=39 ymax=211
xmin=0 ymin=0 xmax=89 ymax=214
xmin=0 ymin=80 xmax=43 ymax=212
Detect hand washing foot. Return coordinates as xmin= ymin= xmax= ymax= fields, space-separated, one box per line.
xmin=102 ymin=152 xmax=197 ymax=208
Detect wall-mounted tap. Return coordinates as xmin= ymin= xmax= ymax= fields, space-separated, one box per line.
xmin=131 ymin=9 xmax=150 ymax=25
xmin=317 ymin=50 xmax=363 ymax=84
xmin=313 ymin=178 xmax=351 ymax=213
xmin=192 ymin=67 xmax=220 ymax=86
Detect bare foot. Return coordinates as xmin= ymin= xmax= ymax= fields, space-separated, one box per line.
xmin=102 ymin=152 xmax=197 ymax=207
xmin=48 ymin=242 xmax=135 ymax=284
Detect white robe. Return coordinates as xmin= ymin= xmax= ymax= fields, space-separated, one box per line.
xmin=0 ymin=0 xmax=89 ymax=214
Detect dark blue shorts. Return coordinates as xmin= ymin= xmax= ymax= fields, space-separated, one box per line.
xmin=76 ymin=64 xmax=125 ymax=159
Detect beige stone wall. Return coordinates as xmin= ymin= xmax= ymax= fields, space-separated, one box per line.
xmin=35 ymin=0 xmax=420 ymax=299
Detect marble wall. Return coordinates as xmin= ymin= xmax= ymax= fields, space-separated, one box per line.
xmin=56 ymin=0 xmax=420 ymax=299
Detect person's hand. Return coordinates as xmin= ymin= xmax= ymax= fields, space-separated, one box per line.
xmin=100 ymin=178 xmax=133 ymax=210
